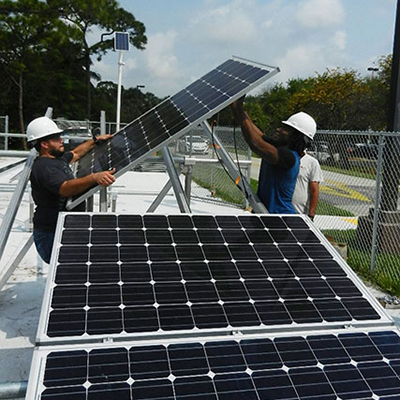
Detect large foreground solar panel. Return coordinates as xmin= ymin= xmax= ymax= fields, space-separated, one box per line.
xmin=67 ymin=57 xmax=279 ymax=209
xmin=36 ymin=213 xmax=389 ymax=344
xmin=27 ymin=329 xmax=400 ymax=400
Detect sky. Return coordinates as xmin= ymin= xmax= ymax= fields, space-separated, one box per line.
xmin=92 ymin=0 xmax=398 ymax=98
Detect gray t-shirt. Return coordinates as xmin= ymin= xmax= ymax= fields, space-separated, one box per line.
xmin=292 ymin=153 xmax=324 ymax=214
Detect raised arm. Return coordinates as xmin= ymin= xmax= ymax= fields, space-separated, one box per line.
xmin=70 ymin=134 xmax=113 ymax=163
xmin=231 ymin=96 xmax=279 ymax=164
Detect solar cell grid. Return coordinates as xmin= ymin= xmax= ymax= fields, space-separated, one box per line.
xmin=32 ymin=330 xmax=400 ymax=400
xmin=44 ymin=213 xmax=384 ymax=340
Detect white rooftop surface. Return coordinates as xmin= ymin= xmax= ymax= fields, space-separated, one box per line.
xmin=0 ymin=157 xmax=399 ymax=397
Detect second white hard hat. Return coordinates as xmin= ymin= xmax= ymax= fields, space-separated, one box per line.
xmin=282 ymin=112 xmax=317 ymax=140
xmin=26 ymin=116 xmax=63 ymax=143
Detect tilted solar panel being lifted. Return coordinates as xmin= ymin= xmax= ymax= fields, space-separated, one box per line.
xmin=67 ymin=57 xmax=279 ymax=209
xmin=27 ymin=329 xmax=400 ymax=400
xmin=36 ymin=213 xmax=390 ymax=344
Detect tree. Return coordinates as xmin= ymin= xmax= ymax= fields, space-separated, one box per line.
xmin=47 ymin=0 xmax=147 ymax=119
xmin=0 ymin=0 xmax=62 ymax=135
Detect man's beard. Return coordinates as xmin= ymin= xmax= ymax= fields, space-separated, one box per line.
xmin=49 ymin=148 xmax=65 ymax=158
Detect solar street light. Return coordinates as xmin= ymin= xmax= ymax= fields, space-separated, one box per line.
xmin=114 ymin=32 xmax=130 ymax=132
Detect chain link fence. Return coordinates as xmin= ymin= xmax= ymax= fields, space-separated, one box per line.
xmin=167 ymin=126 xmax=252 ymax=208
xmin=310 ymin=130 xmax=400 ymax=295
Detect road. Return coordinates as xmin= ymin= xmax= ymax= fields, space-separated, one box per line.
xmin=251 ymin=157 xmax=400 ymax=217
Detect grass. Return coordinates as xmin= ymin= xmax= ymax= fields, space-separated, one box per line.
xmin=191 ymin=164 xmax=245 ymax=206
xmin=322 ymin=229 xmax=400 ymax=296
xmin=321 ymin=164 xmax=377 ymax=180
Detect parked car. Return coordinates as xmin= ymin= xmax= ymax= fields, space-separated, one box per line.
xmin=308 ymin=141 xmax=332 ymax=164
xmin=346 ymin=143 xmax=379 ymax=159
xmin=179 ymin=135 xmax=209 ymax=154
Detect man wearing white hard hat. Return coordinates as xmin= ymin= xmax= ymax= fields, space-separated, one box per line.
xmin=27 ymin=116 xmax=115 ymax=263
xmin=232 ymin=96 xmax=317 ymax=213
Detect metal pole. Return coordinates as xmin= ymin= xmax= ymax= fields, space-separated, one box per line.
xmin=382 ymin=0 xmax=400 ymax=211
xmin=99 ymin=188 xmax=108 ymax=212
xmin=0 ymin=380 xmax=27 ymax=399
xmin=87 ymin=195 xmax=94 ymax=212
xmin=147 ymin=180 xmax=173 ymax=213
xmin=0 ymin=149 xmax=36 ymax=264
xmin=116 ymin=51 xmax=123 ymax=132
xmin=161 ymin=147 xmax=191 ymax=213
xmin=44 ymin=107 xmax=53 ymax=118
xmin=4 ymin=115 xmax=8 ymax=151
xmin=201 ymin=121 xmax=268 ymax=213
xmin=184 ymin=160 xmax=195 ymax=205
xmin=370 ymin=134 xmax=385 ymax=274
xmin=100 ymin=110 xmax=106 ymax=134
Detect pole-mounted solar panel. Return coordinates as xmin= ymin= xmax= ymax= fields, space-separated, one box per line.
xmin=114 ymin=32 xmax=129 ymax=51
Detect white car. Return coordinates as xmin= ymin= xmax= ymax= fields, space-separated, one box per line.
xmin=179 ymin=135 xmax=209 ymax=154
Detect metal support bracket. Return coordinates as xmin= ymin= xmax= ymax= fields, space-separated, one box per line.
xmin=161 ymin=147 xmax=191 ymax=213
xmin=201 ymin=121 xmax=268 ymax=214
xmin=0 ymin=149 xmax=36 ymax=265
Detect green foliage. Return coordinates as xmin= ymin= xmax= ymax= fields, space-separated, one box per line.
xmin=0 ymin=0 xmax=148 ymax=132
xmin=241 ymin=61 xmax=391 ymax=132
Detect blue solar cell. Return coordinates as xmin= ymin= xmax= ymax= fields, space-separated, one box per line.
xmin=44 ymin=214 xmax=384 ymax=341
xmin=33 ymin=330 xmax=400 ymax=400
xmin=114 ymin=32 xmax=129 ymax=51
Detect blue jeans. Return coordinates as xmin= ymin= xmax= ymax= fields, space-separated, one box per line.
xmin=33 ymin=230 xmax=55 ymax=264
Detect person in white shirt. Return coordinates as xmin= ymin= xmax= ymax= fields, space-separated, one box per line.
xmin=292 ymin=152 xmax=324 ymax=220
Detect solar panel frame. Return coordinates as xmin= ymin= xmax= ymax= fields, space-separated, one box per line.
xmin=27 ymin=327 xmax=400 ymax=400
xmin=66 ymin=56 xmax=280 ymax=209
xmin=114 ymin=32 xmax=129 ymax=51
xmin=35 ymin=213 xmax=393 ymax=346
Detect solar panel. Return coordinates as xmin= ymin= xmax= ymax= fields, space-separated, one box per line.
xmin=36 ymin=213 xmax=389 ymax=344
xmin=114 ymin=32 xmax=129 ymax=51
xmin=67 ymin=57 xmax=279 ymax=209
xmin=27 ymin=329 xmax=400 ymax=400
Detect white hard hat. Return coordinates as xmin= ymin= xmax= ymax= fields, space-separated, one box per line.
xmin=282 ymin=112 xmax=317 ymax=140
xmin=26 ymin=116 xmax=63 ymax=143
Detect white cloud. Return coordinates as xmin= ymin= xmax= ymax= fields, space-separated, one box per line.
xmin=143 ymin=31 xmax=179 ymax=79
xmin=275 ymin=44 xmax=325 ymax=82
xmin=188 ymin=0 xmax=257 ymax=44
xmin=332 ymin=30 xmax=346 ymax=51
xmin=296 ymin=0 xmax=345 ymax=29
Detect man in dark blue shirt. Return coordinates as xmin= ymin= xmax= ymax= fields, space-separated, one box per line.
xmin=232 ymin=96 xmax=316 ymax=213
xmin=27 ymin=116 xmax=115 ymax=263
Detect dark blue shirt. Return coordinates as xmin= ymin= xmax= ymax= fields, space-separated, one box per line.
xmin=257 ymin=150 xmax=300 ymax=213
xmin=30 ymin=152 xmax=84 ymax=231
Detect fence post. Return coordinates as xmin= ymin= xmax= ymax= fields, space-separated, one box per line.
xmin=370 ymin=133 xmax=385 ymax=274
xmin=4 ymin=115 xmax=9 ymax=151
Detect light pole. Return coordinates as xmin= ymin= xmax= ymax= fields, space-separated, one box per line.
xmin=367 ymin=66 xmax=379 ymax=78
xmin=114 ymin=32 xmax=130 ymax=133
xmin=136 ymin=85 xmax=145 ymax=90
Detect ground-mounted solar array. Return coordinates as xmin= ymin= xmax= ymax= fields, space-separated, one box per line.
xmin=69 ymin=57 xmax=278 ymax=209
xmin=30 ymin=329 xmax=400 ymax=400
xmin=37 ymin=214 xmax=385 ymax=342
